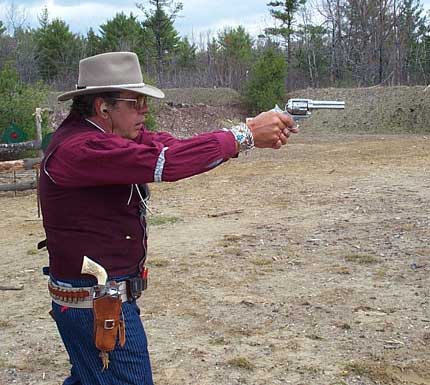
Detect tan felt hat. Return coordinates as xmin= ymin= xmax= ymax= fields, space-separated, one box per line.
xmin=58 ymin=51 xmax=165 ymax=101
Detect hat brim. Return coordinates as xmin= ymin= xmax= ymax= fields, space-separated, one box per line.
xmin=58 ymin=83 xmax=165 ymax=101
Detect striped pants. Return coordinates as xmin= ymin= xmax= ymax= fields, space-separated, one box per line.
xmin=52 ymin=300 xmax=153 ymax=385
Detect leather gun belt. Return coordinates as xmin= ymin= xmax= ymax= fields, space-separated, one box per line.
xmin=48 ymin=279 xmax=128 ymax=309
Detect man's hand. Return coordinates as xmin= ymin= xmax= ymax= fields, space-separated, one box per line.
xmin=247 ymin=111 xmax=299 ymax=149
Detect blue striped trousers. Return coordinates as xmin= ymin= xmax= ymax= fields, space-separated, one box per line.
xmin=51 ymin=295 xmax=153 ymax=385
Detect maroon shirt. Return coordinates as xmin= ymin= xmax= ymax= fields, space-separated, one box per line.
xmin=40 ymin=111 xmax=237 ymax=280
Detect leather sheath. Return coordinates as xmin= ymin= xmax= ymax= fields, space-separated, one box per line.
xmin=92 ymin=295 xmax=126 ymax=352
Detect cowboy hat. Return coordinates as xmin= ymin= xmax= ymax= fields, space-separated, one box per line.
xmin=57 ymin=52 xmax=165 ymax=101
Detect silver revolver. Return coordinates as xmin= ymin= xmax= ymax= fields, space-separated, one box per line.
xmin=273 ymin=98 xmax=345 ymax=122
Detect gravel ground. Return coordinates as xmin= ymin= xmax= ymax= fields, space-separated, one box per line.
xmin=0 ymin=129 xmax=429 ymax=385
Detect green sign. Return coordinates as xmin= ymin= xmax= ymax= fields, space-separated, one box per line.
xmin=1 ymin=124 xmax=28 ymax=144
xmin=41 ymin=132 xmax=53 ymax=152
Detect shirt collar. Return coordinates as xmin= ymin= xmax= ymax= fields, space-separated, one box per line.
xmin=85 ymin=118 xmax=106 ymax=133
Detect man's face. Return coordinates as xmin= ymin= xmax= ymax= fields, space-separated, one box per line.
xmin=107 ymin=91 xmax=149 ymax=140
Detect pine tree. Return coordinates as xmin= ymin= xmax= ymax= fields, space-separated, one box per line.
xmin=99 ymin=12 xmax=143 ymax=53
xmin=265 ymin=0 xmax=306 ymax=77
xmin=217 ymin=26 xmax=253 ymax=90
xmin=244 ymin=47 xmax=287 ymax=114
xmin=137 ymin=0 xmax=182 ymax=86
xmin=34 ymin=8 xmax=81 ymax=84
xmin=176 ymin=37 xmax=197 ymax=69
xmin=85 ymin=28 xmax=101 ymax=57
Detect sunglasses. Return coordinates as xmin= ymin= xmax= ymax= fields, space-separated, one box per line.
xmin=113 ymin=95 xmax=147 ymax=110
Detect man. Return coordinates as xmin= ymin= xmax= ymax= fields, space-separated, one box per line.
xmin=39 ymin=51 xmax=298 ymax=385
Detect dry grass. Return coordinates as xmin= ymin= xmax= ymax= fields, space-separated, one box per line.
xmin=344 ymin=254 xmax=378 ymax=264
xmin=148 ymin=215 xmax=180 ymax=226
xmin=209 ymin=336 xmax=226 ymax=345
xmin=343 ymin=362 xmax=368 ymax=376
xmin=147 ymin=258 xmax=170 ymax=267
xmin=250 ymin=257 xmax=272 ymax=266
xmin=331 ymin=265 xmax=352 ymax=274
xmin=0 ymin=320 xmax=13 ymax=328
xmin=226 ymin=357 xmax=255 ymax=370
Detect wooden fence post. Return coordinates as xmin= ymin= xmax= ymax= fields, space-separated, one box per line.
xmin=34 ymin=108 xmax=44 ymax=157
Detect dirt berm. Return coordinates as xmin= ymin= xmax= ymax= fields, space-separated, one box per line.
xmin=160 ymin=86 xmax=430 ymax=135
xmin=287 ymin=86 xmax=430 ymax=134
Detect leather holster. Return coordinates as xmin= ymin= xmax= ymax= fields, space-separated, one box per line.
xmin=92 ymin=294 xmax=126 ymax=352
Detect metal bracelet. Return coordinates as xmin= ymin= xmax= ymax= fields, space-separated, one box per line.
xmin=227 ymin=122 xmax=255 ymax=154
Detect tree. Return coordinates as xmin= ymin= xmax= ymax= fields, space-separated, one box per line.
xmin=5 ymin=1 xmax=27 ymax=35
xmin=35 ymin=8 xmax=82 ymax=85
xmin=265 ymin=0 xmax=306 ymax=85
xmin=319 ymin=0 xmax=348 ymax=83
xmin=295 ymin=24 xmax=329 ymax=87
xmin=0 ymin=21 xmax=15 ymax=71
xmin=206 ymin=35 xmax=221 ymax=85
xmin=217 ymin=26 xmax=253 ymax=90
xmin=15 ymin=28 xmax=40 ymax=83
xmin=396 ymin=0 xmax=427 ymax=83
xmin=0 ymin=21 xmax=6 ymax=35
xmin=137 ymin=0 xmax=182 ymax=86
xmin=84 ymin=27 xmax=101 ymax=57
xmin=243 ymin=47 xmax=287 ymax=115
xmin=342 ymin=0 xmax=389 ymax=84
xmin=0 ymin=63 xmax=49 ymax=143
xmin=99 ymin=12 xmax=143 ymax=53
xmin=176 ymin=37 xmax=197 ymax=69
xmin=419 ymin=23 xmax=430 ymax=82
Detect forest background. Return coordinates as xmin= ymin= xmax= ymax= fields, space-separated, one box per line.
xmin=1 ymin=0 xmax=430 ymax=141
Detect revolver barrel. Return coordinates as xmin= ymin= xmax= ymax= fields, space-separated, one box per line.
xmin=306 ymin=99 xmax=345 ymax=109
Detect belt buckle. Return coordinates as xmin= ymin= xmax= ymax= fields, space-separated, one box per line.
xmin=104 ymin=319 xmax=115 ymax=329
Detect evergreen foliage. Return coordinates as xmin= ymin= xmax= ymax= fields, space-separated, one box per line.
xmin=243 ymin=47 xmax=287 ymax=114
xmin=217 ymin=26 xmax=253 ymax=90
xmin=138 ymin=0 xmax=183 ymax=86
xmin=34 ymin=7 xmax=81 ymax=84
xmin=0 ymin=0 xmax=430 ymax=121
xmin=0 ymin=63 xmax=49 ymax=140
xmin=176 ymin=37 xmax=197 ymax=69
xmin=265 ymin=0 xmax=306 ymax=67
xmin=99 ymin=12 xmax=143 ymax=53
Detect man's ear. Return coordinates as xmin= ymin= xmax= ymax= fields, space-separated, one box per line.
xmin=94 ymin=98 xmax=109 ymax=118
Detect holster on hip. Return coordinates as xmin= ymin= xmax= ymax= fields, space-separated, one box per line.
xmin=92 ymin=294 xmax=126 ymax=369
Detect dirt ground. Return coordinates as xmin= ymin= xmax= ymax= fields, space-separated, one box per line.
xmin=0 ymin=129 xmax=429 ymax=385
